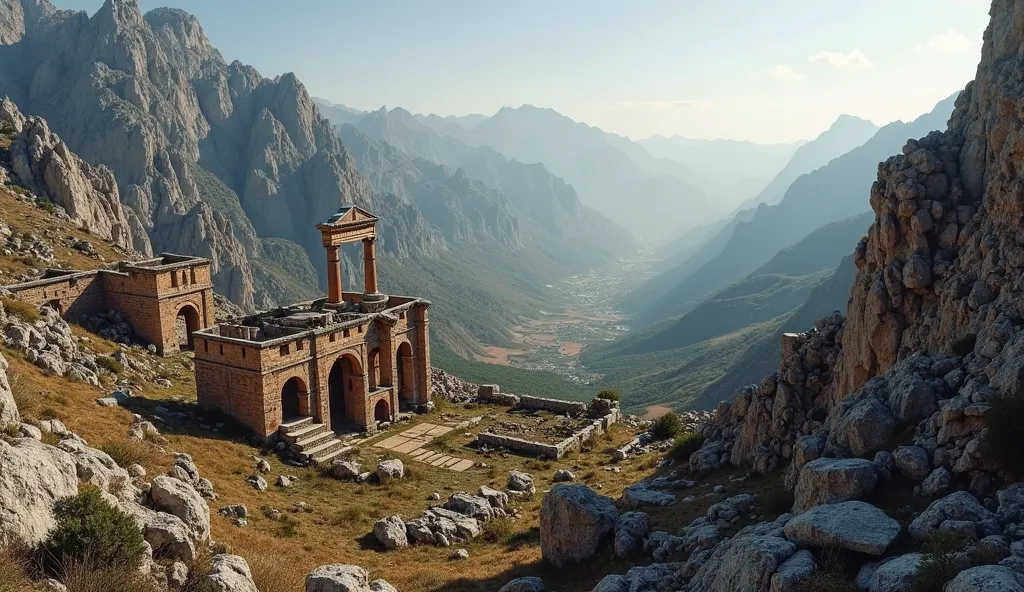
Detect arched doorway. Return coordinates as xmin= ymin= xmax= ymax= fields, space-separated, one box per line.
xmin=175 ymin=304 xmax=201 ymax=351
xmin=328 ymin=354 xmax=363 ymax=428
xmin=396 ymin=342 xmax=414 ymax=406
xmin=374 ymin=399 xmax=390 ymax=423
xmin=368 ymin=348 xmax=381 ymax=390
xmin=281 ymin=376 xmax=306 ymax=420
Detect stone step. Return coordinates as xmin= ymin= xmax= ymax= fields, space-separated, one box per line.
xmin=291 ymin=429 xmax=337 ymax=452
xmin=311 ymin=444 xmax=355 ymax=466
xmin=279 ymin=416 xmax=314 ymax=435
xmin=302 ymin=438 xmax=349 ymax=462
xmin=282 ymin=422 xmax=328 ymax=444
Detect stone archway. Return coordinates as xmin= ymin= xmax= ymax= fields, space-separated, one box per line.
xmin=328 ymin=353 xmax=364 ymax=429
xmin=374 ymin=399 xmax=390 ymax=423
xmin=175 ymin=303 xmax=201 ymax=351
xmin=396 ymin=342 xmax=414 ymax=406
xmin=281 ymin=376 xmax=306 ymax=420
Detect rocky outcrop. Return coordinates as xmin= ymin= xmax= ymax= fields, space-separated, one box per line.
xmin=0 ymin=97 xmax=143 ymax=252
xmin=305 ymin=564 xmax=397 ymax=592
xmin=202 ymin=554 xmax=259 ymax=592
xmin=783 ymin=501 xmax=901 ymax=556
xmin=0 ymin=436 xmax=78 ymax=546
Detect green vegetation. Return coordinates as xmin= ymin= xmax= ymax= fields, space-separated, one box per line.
xmin=1 ymin=297 xmax=39 ymax=323
xmin=432 ymin=345 xmax=591 ymax=401
xmin=583 ymin=318 xmax=783 ymax=412
xmin=984 ymin=390 xmax=1024 ymax=478
xmin=913 ymin=530 xmax=967 ymax=592
xmin=669 ymin=432 xmax=704 ymax=461
xmin=95 ymin=356 xmax=123 ymax=375
xmin=650 ymin=412 xmax=683 ymax=440
xmin=36 ymin=199 xmax=55 ymax=214
xmin=41 ymin=487 xmax=148 ymax=572
xmin=596 ymin=388 xmax=620 ymax=402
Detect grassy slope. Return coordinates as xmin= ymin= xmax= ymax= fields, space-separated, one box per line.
xmin=584 ymin=319 xmax=784 ymax=413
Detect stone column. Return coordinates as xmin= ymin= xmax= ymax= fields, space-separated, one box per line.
xmin=362 ymin=237 xmax=378 ymax=294
xmin=326 ymin=245 xmax=342 ymax=304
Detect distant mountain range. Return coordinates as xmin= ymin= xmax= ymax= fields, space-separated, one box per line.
xmin=637 ymin=135 xmax=804 ymax=192
xmin=630 ymin=93 xmax=958 ymax=327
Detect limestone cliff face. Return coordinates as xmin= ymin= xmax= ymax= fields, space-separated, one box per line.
xmin=0 ymin=0 xmax=448 ymax=310
xmin=0 ymin=97 xmax=145 ymax=253
xmin=838 ymin=0 xmax=1024 ymax=396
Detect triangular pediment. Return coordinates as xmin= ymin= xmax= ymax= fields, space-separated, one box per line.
xmin=323 ymin=205 xmax=379 ymax=226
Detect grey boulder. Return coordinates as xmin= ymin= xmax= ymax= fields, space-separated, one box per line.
xmin=783 ymin=501 xmax=900 ymax=556
xmin=540 ymin=485 xmax=618 ymax=568
xmin=793 ymin=458 xmax=877 ymax=514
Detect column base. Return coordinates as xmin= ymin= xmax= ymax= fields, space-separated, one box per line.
xmin=361 ymin=292 xmax=388 ymax=313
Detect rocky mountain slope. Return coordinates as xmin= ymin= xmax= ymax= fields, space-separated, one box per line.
xmin=744 ymin=114 xmax=880 ymax=208
xmin=574 ymin=4 xmax=1024 ymax=589
xmin=633 ymin=93 xmax=959 ymax=327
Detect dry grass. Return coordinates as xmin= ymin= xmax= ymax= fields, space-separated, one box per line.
xmin=58 ymin=554 xmax=159 ymax=592
xmin=0 ymin=547 xmax=33 ymax=592
xmin=248 ymin=552 xmax=308 ymax=592
xmin=99 ymin=438 xmax=161 ymax=472
xmin=1 ymin=297 xmax=39 ymax=323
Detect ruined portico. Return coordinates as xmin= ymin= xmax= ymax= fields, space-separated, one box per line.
xmin=193 ymin=206 xmax=432 ymax=460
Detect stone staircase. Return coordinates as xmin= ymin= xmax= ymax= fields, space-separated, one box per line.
xmin=279 ymin=417 xmax=353 ymax=465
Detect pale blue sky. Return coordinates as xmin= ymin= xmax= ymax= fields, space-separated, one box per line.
xmin=54 ymin=0 xmax=990 ymax=143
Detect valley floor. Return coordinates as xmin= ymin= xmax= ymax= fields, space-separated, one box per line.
xmin=473 ymin=240 xmax=662 ymax=383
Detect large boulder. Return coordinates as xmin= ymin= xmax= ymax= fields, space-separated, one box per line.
xmin=498 ymin=577 xmax=545 ymax=592
xmin=687 ymin=533 xmax=797 ymax=592
xmin=376 ymin=460 xmax=404 ymax=483
xmin=306 ymin=564 xmax=370 ymax=592
xmin=373 ymin=516 xmax=408 ymax=550
xmin=893 ymin=446 xmax=930 ymax=481
xmin=770 ymin=549 xmax=816 ymax=592
xmin=908 ymin=491 xmax=1000 ymax=541
xmin=825 ymin=395 xmax=896 ymax=458
xmin=444 ymin=493 xmax=498 ymax=521
xmin=792 ymin=458 xmax=878 ymax=513
xmin=870 ymin=553 xmax=921 ymax=592
xmin=202 ymin=554 xmax=259 ymax=592
xmin=150 ymin=475 xmax=211 ymax=541
xmin=540 ymin=485 xmax=618 ymax=567
xmin=944 ymin=566 xmax=1024 ymax=592
xmin=0 ymin=353 xmax=20 ymax=430
xmin=783 ymin=501 xmax=901 ymax=556
xmin=508 ymin=470 xmax=536 ymax=494
xmin=622 ymin=483 xmax=675 ymax=508
xmin=0 ymin=437 xmax=78 ymax=546
xmin=118 ymin=502 xmax=197 ymax=561
xmin=57 ymin=438 xmax=137 ymax=501
xmin=614 ymin=511 xmax=651 ymax=557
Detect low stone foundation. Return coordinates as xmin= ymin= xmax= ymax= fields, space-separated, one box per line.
xmin=478 ymin=408 xmax=621 ymax=459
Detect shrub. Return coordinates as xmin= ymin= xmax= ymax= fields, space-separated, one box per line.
xmin=596 ymin=388 xmax=620 ymax=402
xmin=650 ymin=412 xmax=683 ymax=440
xmin=912 ymin=530 xmax=967 ymax=592
xmin=481 ymin=516 xmax=516 ymax=544
xmin=1 ymin=297 xmax=39 ymax=323
xmin=40 ymin=487 xmax=148 ymax=573
xmin=40 ymin=408 xmax=60 ymax=420
xmin=36 ymin=199 xmax=55 ymax=214
xmin=796 ymin=545 xmax=857 ymax=592
xmin=669 ymin=432 xmax=704 ymax=461
xmin=95 ymin=356 xmax=123 ymax=375
xmin=984 ymin=391 xmax=1024 ymax=478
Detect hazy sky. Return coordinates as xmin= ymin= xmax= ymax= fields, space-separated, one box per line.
xmin=53 ymin=0 xmax=990 ymax=143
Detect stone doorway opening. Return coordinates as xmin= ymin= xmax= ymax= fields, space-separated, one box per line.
xmin=374 ymin=399 xmax=390 ymax=423
xmin=281 ymin=376 xmax=306 ymax=421
xmin=396 ymin=342 xmax=414 ymax=407
xmin=328 ymin=354 xmax=362 ymax=429
xmin=175 ymin=304 xmax=201 ymax=351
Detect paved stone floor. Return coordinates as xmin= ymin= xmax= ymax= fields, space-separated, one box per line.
xmin=371 ymin=422 xmax=475 ymax=472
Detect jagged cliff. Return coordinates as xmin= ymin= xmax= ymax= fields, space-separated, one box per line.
xmin=0 ymin=0 xmax=444 ymax=311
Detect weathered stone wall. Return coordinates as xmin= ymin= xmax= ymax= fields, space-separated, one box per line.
xmin=478 ymin=410 xmax=620 ymax=459
xmin=518 ymin=395 xmax=588 ymax=415
xmin=6 ymin=272 xmax=106 ymax=321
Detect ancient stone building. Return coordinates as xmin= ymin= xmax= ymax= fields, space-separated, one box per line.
xmin=193 ymin=206 xmax=432 ymax=456
xmin=3 ymin=254 xmax=215 ymax=354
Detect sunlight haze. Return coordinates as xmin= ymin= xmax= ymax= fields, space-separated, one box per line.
xmin=51 ymin=0 xmax=989 ymax=143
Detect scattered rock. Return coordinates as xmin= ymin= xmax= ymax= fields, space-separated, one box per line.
xmin=793 ymin=458 xmax=878 ymax=514
xmin=449 ymin=548 xmax=469 ymax=561
xmin=783 ymin=501 xmax=900 ymax=556
xmin=373 ymin=516 xmax=408 ymax=550
xmin=376 ymin=460 xmax=404 ymax=483
xmin=509 ymin=470 xmax=536 ymax=494
xmin=497 ymin=577 xmax=545 ymax=592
